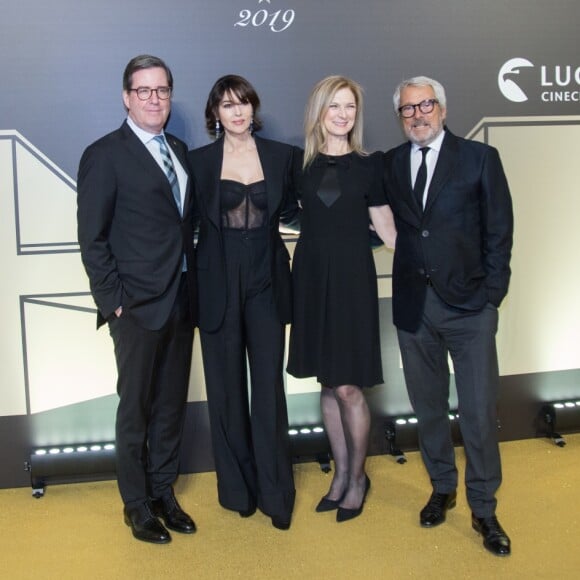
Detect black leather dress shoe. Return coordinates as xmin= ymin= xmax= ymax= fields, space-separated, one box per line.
xmin=472 ymin=514 xmax=511 ymax=556
xmin=336 ymin=475 xmax=371 ymax=523
xmin=151 ymin=493 xmax=196 ymax=534
xmin=124 ymin=503 xmax=171 ymax=544
xmin=271 ymin=516 xmax=291 ymax=530
xmin=419 ymin=491 xmax=457 ymax=527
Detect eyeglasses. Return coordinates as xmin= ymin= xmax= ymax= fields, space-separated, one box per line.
xmin=398 ymin=99 xmax=439 ymax=118
xmin=129 ymin=87 xmax=172 ymax=101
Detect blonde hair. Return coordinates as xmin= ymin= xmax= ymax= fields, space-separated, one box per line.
xmin=303 ymin=76 xmax=366 ymax=168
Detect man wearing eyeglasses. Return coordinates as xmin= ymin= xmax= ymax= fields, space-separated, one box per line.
xmin=77 ymin=55 xmax=197 ymax=544
xmin=383 ymin=76 xmax=513 ymax=556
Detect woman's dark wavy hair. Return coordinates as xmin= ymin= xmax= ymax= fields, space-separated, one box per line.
xmin=204 ymin=74 xmax=263 ymax=136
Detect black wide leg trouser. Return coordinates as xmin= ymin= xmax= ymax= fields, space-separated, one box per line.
xmin=200 ymin=229 xmax=295 ymax=520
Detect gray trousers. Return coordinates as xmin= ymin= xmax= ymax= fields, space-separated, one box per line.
xmin=397 ymin=287 xmax=502 ymax=518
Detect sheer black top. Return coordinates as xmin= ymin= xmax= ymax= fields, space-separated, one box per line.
xmin=220 ymin=179 xmax=268 ymax=230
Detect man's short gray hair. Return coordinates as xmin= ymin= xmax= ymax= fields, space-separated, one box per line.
xmin=392 ymin=76 xmax=447 ymax=114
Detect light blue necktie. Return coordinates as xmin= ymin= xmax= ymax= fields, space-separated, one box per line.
xmin=153 ymin=135 xmax=181 ymax=212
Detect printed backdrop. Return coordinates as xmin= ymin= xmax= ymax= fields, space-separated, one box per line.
xmin=1 ymin=0 xmax=579 ymax=487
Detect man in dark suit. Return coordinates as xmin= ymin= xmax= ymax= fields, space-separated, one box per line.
xmin=384 ymin=76 xmax=513 ymax=556
xmin=77 ymin=55 xmax=197 ymax=544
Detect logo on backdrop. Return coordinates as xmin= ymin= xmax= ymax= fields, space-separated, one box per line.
xmin=234 ymin=0 xmax=295 ymax=32
xmin=498 ymin=58 xmax=534 ymax=102
xmin=498 ymin=57 xmax=580 ymax=103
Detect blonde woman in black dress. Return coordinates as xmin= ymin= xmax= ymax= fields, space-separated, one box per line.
xmin=287 ymin=76 xmax=395 ymax=522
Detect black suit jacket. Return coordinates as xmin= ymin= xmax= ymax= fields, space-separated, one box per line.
xmin=383 ymin=128 xmax=513 ymax=332
xmin=77 ymin=121 xmax=197 ymax=330
xmin=188 ymin=136 xmax=299 ymax=333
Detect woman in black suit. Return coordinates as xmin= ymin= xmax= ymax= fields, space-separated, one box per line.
xmin=188 ymin=75 xmax=298 ymax=530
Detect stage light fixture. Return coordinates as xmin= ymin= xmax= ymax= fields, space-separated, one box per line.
xmin=384 ymin=421 xmax=407 ymax=464
xmin=287 ymin=424 xmax=325 ymax=437
xmin=25 ymin=442 xmax=116 ymax=498
xmin=384 ymin=411 xmax=461 ymax=464
xmin=287 ymin=424 xmax=330 ymax=472
xmin=537 ymin=400 xmax=580 ymax=447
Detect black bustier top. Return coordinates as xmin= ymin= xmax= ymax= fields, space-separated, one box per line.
xmin=220 ymin=179 xmax=268 ymax=230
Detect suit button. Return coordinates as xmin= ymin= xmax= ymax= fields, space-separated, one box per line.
xmin=421 ymin=230 xmax=429 ymax=238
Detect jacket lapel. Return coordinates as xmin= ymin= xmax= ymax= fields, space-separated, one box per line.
xmin=166 ymin=134 xmax=190 ymax=216
xmin=121 ymin=122 xmax=167 ymax=184
xmin=197 ymin=137 xmax=284 ymax=229
xmin=423 ymin=129 xmax=459 ymax=214
xmin=120 ymin=122 xmax=183 ymax=216
xmin=392 ymin=142 xmax=421 ymax=222
xmin=200 ymin=139 xmax=224 ymax=229
xmin=256 ymin=137 xmax=282 ymax=221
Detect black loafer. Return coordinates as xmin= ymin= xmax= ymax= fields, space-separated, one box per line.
xmin=151 ymin=493 xmax=196 ymax=534
xmin=124 ymin=503 xmax=171 ymax=544
xmin=419 ymin=491 xmax=457 ymax=527
xmin=472 ymin=514 xmax=511 ymax=556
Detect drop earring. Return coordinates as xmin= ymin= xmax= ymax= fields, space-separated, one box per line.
xmin=249 ymin=118 xmax=254 ymax=134
xmin=215 ymin=119 xmax=221 ymax=137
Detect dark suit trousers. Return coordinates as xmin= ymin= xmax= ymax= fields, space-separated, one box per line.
xmin=396 ymin=287 xmax=502 ymax=518
xmin=108 ymin=274 xmax=193 ymax=508
xmin=200 ymin=229 xmax=295 ymax=520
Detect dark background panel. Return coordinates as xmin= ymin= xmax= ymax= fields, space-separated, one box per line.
xmin=2 ymin=1 xmax=579 ymax=177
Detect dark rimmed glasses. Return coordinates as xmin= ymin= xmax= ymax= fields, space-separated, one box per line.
xmin=398 ymin=98 xmax=439 ymax=118
xmin=129 ymin=87 xmax=172 ymax=101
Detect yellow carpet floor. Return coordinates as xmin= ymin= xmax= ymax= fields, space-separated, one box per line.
xmin=2 ymin=434 xmax=579 ymax=579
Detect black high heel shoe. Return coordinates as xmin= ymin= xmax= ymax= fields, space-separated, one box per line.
xmin=315 ymin=490 xmax=347 ymax=512
xmin=336 ymin=475 xmax=371 ymax=523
